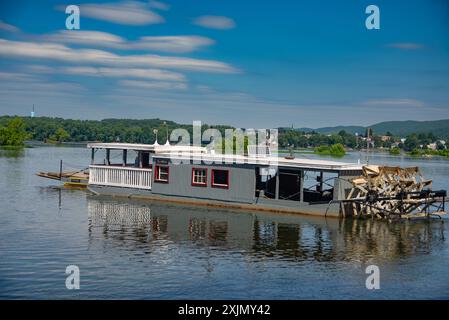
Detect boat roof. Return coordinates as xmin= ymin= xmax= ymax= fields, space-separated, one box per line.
xmin=87 ymin=142 xmax=363 ymax=171
xmin=87 ymin=142 xmax=207 ymax=153
xmin=153 ymin=152 xmax=363 ymax=172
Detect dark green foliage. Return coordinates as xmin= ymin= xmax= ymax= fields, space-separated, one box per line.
xmin=389 ymin=147 xmax=401 ymax=155
xmin=314 ymin=143 xmax=346 ymax=157
xmin=0 ymin=116 xmax=232 ymax=145
xmin=0 ymin=117 xmax=29 ymax=146
xmin=278 ymin=128 xmax=356 ymax=149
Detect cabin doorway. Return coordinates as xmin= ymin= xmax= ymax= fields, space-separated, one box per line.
xmin=302 ymin=170 xmax=336 ymax=203
xmin=278 ymin=169 xmax=301 ymax=201
xmin=255 ymin=167 xmax=302 ymax=201
xmin=255 ymin=168 xmax=336 ymax=203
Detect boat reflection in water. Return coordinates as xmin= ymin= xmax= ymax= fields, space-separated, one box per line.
xmin=86 ymin=196 xmax=446 ymax=264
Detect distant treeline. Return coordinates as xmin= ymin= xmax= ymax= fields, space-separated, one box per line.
xmin=0 ymin=116 xmax=447 ymax=153
xmin=0 ymin=116 xmax=232 ymax=144
xmin=279 ymin=127 xmax=447 ymax=152
xmin=0 ymin=116 xmax=361 ymax=148
xmin=278 ymin=128 xmax=358 ymax=149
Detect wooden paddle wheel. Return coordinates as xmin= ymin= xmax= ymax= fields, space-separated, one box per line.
xmin=342 ymin=165 xmax=446 ymax=219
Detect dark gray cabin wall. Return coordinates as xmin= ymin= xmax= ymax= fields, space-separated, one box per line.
xmin=151 ymin=160 xmax=257 ymax=203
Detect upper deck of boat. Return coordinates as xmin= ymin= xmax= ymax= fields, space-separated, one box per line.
xmin=87 ymin=142 xmax=363 ymax=172
xmin=87 ymin=142 xmax=207 ymax=153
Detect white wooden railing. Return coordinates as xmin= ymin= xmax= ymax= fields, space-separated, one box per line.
xmin=89 ymin=165 xmax=152 ymax=190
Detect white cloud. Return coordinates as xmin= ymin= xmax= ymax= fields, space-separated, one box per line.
xmin=0 ymin=71 xmax=85 ymax=93
xmin=27 ymin=65 xmax=186 ymax=81
xmin=148 ymin=0 xmax=170 ymax=11
xmin=0 ymin=20 xmax=20 ymax=33
xmin=362 ymin=99 xmax=425 ymax=107
xmin=64 ymin=66 xmax=185 ymax=81
xmin=0 ymin=71 xmax=37 ymax=82
xmin=119 ymin=79 xmax=187 ymax=90
xmin=0 ymin=39 xmax=238 ymax=73
xmin=193 ymin=15 xmax=235 ymax=30
xmin=41 ymin=30 xmax=125 ymax=47
xmin=136 ymin=35 xmax=214 ymax=53
xmin=387 ymin=43 xmax=425 ymax=50
xmin=25 ymin=65 xmax=58 ymax=74
xmin=58 ymin=1 xmax=165 ymax=25
xmin=41 ymin=30 xmax=214 ymax=53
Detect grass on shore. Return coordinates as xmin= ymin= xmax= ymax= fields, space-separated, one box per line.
xmin=408 ymin=148 xmax=449 ymax=158
xmin=0 ymin=145 xmax=25 ymax=150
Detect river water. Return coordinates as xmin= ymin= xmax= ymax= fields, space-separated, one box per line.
xmin=0 ymin=146 xmax=448 ymax=299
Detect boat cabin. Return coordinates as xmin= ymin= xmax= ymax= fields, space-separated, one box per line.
xmin=87 ymin=142 xmax=363 ymax=215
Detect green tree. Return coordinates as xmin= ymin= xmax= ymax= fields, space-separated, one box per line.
xmin=329 ymin=143 xmax=346 ymax=156
xmin=404 ymin=134 xmax=419 ymax=151
xmin=436 ymin=141 xmax=446 ymax=150
xmin=390 ymin=147 xmax=401 ymax=155
xmin=50 ymin=127 xmax=70 ymax=142
xmin=0 ymin=117 xmax=29 ymax=146
xmin=314 ymin=143 xmax=345 ymax=157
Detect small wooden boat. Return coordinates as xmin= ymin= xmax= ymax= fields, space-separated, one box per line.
xmin=36 ymin=170 xmax=89 ymax=188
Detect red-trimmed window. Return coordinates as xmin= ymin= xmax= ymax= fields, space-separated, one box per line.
xmin=154 ymin=165 xmax=169 ymax=183
xmin=211 ymin=169 xmax=229 ymax=189
xmin=192 ymin=168 xmax=207 ymax=187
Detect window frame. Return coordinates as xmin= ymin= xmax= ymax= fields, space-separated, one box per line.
xmin=191 ymin=167 xmax=208 ymax=187
xmin=211 ymin=169 xmax=230 ymax=189
xmin=154 ymin=165 xmax=169 ymax=183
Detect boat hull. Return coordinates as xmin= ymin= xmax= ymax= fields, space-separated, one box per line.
xmin=87 ymin=184 xmax=342 ymax=218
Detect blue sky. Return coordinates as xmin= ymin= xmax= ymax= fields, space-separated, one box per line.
xmin=0 ymin=0 xmax=448 ymax=128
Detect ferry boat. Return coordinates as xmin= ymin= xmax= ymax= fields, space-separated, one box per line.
xmin=86 ymin=141 xmax=446 ymax=219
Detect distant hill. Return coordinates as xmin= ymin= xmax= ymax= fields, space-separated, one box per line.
xmin=370 ymin=120 xmax=449 ymax=138
xmin=297 ymin=119 xmax=449 ymax=138
xmin=298 ymin=126 xmax=365 ymax=135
